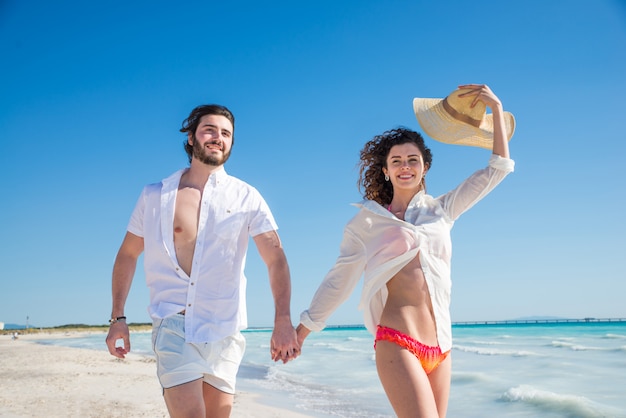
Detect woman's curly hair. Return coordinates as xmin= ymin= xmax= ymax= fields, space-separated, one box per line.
xmin=358 ymin=127 xmax=433 ymax=205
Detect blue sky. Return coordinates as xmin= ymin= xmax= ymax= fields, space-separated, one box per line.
xmin=1 ymin=0 xmax=625 ymax=328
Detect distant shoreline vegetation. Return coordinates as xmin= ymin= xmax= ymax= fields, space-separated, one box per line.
xmin=0 ymin=323 xmax=152 ymax=335
xmin=2 ymin=318 xmax=625 ymax=335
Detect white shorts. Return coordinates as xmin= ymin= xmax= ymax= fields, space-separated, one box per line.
xmin=151 ymin=314 xmax=246 ymax=394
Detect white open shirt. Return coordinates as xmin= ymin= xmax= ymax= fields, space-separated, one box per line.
xmin=128 ymin=168 xmax=277 ymax=343
xmin=300 ymin=155 xmax=514 ymax=352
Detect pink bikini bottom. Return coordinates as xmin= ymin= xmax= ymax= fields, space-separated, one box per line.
xmin=374 ymin=325 xmax=450 ymax=375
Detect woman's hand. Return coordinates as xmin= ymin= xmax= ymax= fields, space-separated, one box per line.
xmin=458 ymin=84 xmax=509 ymax=158
xmin=458 ymin=83 xmax=502 ymax=111
xmin=296 ymin=323 xmax=311 ymax=352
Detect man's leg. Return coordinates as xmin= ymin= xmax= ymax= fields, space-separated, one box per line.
xmin=163 ymin=379 xmax=234 ymax=418
xmin=202 ymin=382 xmax=234 ymax=418
xmin=163 ymin=379 xmax=205 ymax=418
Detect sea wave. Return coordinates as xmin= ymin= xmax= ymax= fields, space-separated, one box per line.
xmin=454 ymin=344 xmax=536 ymax=357
xmin=310 ymin=341 xmax=371 ymax=354
xmin=260 ymin=367 xmax=392 ymax=417
xmin=346 ymin=336 xmax=370 ymax=342
xmin=500 ymin=385 xmax=626 ymax=418
xmin=550 ymin=340 xmax=605 ymax=351
xmin=604 ymin=333 xmax=626 ymax=339
xmin=454 ymin=339 xmax=506 ymax=346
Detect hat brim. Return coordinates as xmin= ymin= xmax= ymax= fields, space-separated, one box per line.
xmin=413 ymin=97 xmax=515 ymax=149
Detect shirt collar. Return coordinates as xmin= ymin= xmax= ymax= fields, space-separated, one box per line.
xmin=352 ymin=190 xmax=427 ymax=217
xmin=162 ymin=169 xmax=186 ymax=189
xmin=208 ymin=167 xmax=228 ymax=186
xmin=352 ymin=200 xmax=392 ymax=218
xmin=161 ymin=167 xmax=229 ymax=188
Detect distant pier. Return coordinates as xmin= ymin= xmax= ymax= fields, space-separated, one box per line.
xmin=452 ymin=318 xmax=626 ymax=326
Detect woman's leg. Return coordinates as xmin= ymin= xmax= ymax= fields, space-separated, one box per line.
xmin=375 ymin=339 xmax=439 ymax=418
xmin=428 ymin=354 xmax=451 ymax=418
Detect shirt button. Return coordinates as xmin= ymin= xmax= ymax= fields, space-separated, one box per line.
xmin=187 ymin=303 xmax=191 ymax=307
xmin=190 ymin=282 xmax=195 ymax=286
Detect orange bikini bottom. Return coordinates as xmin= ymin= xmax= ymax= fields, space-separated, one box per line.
xmin=374 ymin=325 xmax=450 ymax=375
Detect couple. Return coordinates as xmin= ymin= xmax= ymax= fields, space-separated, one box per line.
xmin=106 ymin=84 xmax=515 ymax=418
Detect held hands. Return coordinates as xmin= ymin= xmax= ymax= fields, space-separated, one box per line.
xmin=270 ymin=316 xmax=300 ymax=364
xmin=271 ymin=323 xmax=312 ymax=363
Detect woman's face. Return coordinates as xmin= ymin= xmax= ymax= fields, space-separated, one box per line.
xmin=383 ymin=143 xmax=428 ymax=193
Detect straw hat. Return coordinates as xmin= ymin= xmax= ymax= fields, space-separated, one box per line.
xmin=412 ymin=88 xmax=515 ymax=149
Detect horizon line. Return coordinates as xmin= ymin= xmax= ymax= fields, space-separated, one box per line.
xmin=2 ymin=316 xmax=625 ymax=331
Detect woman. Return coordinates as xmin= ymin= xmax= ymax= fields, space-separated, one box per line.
xmin=296 ymin=84 xmax=515 ymax=417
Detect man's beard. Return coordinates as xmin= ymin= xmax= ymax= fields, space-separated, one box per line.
xmin=192 ymin=137 xmax=231 ymax=166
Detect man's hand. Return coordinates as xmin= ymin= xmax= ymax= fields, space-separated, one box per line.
xmin=105 ymin=321 xmax=131 ymax=359
xmin=270 ymin=316 xmax=300 ymax=364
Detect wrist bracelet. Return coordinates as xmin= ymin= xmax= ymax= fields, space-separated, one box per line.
xmin=109 ymin=316 xmax=127 ymax=324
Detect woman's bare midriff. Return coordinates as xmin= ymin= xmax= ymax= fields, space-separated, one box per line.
xmin=379 ymin=251 xmax=439 ymax=347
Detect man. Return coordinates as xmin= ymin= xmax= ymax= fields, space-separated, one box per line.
xmin=105 ymin=104 xmax=299 ymax=417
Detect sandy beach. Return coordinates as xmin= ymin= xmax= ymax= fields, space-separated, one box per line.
xmin=0 ymin=333 xmax=313 ymax=418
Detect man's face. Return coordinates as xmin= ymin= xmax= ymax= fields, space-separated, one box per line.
xmin=189 ymin=114 xmax=234 ymax=166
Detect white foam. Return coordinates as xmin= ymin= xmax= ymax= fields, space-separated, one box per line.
xmin=454 ymin=344 xmax=536 ymax=357
xmin=501 ymin=385 xmax=625 ymax=418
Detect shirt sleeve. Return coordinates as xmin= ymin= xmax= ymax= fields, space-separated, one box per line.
xmin=439 ymin=154 xmax=515 ymax=221
xmin=300 ymin=228 xmax=366 ymax=332
xmin=248 ymin=189 xmax=278 ymax=237
xmin=126 ymin=187 xmax=148 ymax=238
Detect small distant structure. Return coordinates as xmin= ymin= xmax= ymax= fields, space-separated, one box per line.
xmin=0 ymin=322 xmax=4 ymax=330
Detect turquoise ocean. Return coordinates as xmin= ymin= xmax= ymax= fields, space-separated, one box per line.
xmin=39 ymin=321 xmax=626 ymax=417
